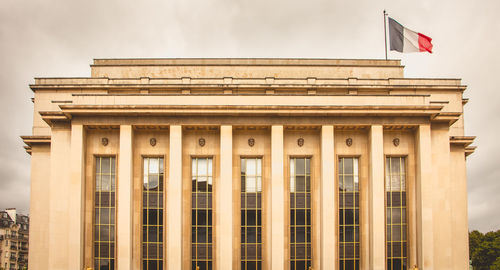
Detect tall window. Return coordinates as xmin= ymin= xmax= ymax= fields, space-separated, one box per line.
xmin=290 ymin=158 xmax=311 ymax=270
xmin=338 ymin=157 xmax=360 ymax=270
xmin=385 ymin=157 xmax=407 ymax=270
xmin=191 ymin=158 xmax=213 ymax=270
xmin=240 ymin=158 xmax=263 ymax=270
xmin=143 ymin=157 xmax=165 ymax=270
xmin=94 ymin=157 xmax=116 ymax=270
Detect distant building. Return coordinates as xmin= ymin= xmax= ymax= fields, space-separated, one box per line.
xmin=22 ymin=58 xmax=475 ymax=270
xmin=0 ymin=209 xmax=29 ymax=270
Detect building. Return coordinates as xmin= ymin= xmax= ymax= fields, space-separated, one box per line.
xmin=21 ymin=58 xmax=475 ymax=270
xmin=0 ymin=209 xmax=29 ymax=270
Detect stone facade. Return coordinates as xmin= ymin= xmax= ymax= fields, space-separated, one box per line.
xmin=22 ymin=58 xmax=475 ymax=270
xmin=0 ymin=209 xmax=29 ymax=270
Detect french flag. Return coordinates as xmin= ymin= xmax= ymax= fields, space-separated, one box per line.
xmin=388 ymin=17 xmax=433 ymax=53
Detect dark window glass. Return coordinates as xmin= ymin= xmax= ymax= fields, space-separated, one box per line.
xmin=290 ymin=158 xmax=311 ymax=270
xmin=142 ymin=157 xmax=165 ymax=269
xmin=385 ymin=157 xmax=408 ymax=270
xmin=241 ymin=158 xmax=263 ymax=270
xmin=94 ymin=157 xmax=116 ymax=270
xmin=192 ymin=158 xmax=213 ymax=270
xmin=338 ymin=157 xmax=360 ymax=269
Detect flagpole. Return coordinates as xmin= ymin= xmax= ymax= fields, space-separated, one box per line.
xmin=383 ymin=10 xmax=388 ymax=60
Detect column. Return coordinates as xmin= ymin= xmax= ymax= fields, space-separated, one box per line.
xmin=368 ymin=125 xmax=385 ymax=270
xmin=117 ymin=125 xmax=133 ymax=269
xmin=167 ymin=125 xmax=183 ymax=269
xmin=416 ymin=125 xmax=434 ymax=269
xmin=68 ymin=124 xmax=85 ymax=269
xmin=271 ymin=125 xmax=285 ymax=270
xmin=217 ymin=125 xmax=233 ymax=270
xmin=321 ymin=126 xmax=336 ymax=270
xmin=48 ymin=124 xmax=71 ymax=269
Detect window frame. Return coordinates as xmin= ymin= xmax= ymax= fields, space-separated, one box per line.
xmin=92 ymin=155 xmax=117 ymax=270
xmin=141 ymin=156 xmax=166 ymax=270
xmin=288 ymin=156 xmax=313 ymax=270
xmin=384 ymin=155 xmax=410 ymax=270
xmin=336 ymin=156 xmax=361 ymax=270
xmin=239 ymin=156 xmax=264 ymax=270
xmin=190 ymin=156 xmax=215 ymax=270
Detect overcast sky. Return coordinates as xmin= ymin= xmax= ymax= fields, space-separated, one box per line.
xmin=0 ymin=0 xmax=498 ymax=232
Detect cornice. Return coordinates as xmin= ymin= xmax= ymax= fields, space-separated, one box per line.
xmin=29 ymin=82 xmax=467 ymax=92
xmin=91 ymin=58 xmax=403 ymax=67
xmin=431 ymin=112 xmax=462 ymax=125
xmin=450 ymin=136 xmax=476 ymax=147
xmin=20 ymin=135 xmax=51 ymax=155
xmin=450 ymin=136 xmax=477 ymax=157
xmin=465 ymin=146 xmax=477 ymax=157
xmin=20 ymin=135 xmax=51 ymax=146
xmin=39 ymin=111 xmax=71 ymax=127
xmin=58 ymin=104 xmax=444 ymax=118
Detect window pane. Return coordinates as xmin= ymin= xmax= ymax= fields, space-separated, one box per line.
xmin=149 ymin=158 xmax=159 ymax=174
xmin=198 ymin=159 xmax=207 ymax=175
